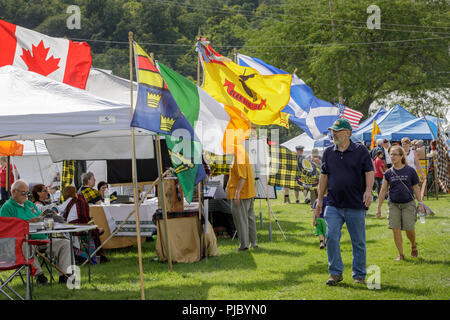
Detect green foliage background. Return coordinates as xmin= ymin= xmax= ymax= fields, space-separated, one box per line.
xmin=1 ymin=0 xmax=449 ymax=142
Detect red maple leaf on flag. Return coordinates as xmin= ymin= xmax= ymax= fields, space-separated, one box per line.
xmin=20 ymin=40 xmax=60 ymax=76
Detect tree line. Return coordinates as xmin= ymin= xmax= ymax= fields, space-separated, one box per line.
xmin=1 ymin=0 xmax=448 ymax=141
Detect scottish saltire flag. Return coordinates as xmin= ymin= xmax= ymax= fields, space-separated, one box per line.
xmin=335 ymin=103 xmax=364 ymax=129
xmin=130 ymin=42 xmax=205 ymax=202
xmin=237 ymin=54 xmax=340 ymax=139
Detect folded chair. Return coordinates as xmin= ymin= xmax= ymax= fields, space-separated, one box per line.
xmin=0 ymin=217 xmax=49 ymax=300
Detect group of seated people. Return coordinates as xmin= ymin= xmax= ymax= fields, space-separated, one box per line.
xmin=79 ymin=171 xmax=117 ymax=205
xmin=0 ymin=173 xmax=112 ymax=286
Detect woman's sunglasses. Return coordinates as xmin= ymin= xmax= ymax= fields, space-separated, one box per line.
xmin=18 ymin=191 xmax=31 ymax=196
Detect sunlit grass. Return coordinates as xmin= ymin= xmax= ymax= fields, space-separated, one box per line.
xmin=1 ymin=192 xmax=449 ymax=300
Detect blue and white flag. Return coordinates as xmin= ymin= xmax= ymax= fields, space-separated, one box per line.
xmin=237 ymin=54 xmax=340 ymax=139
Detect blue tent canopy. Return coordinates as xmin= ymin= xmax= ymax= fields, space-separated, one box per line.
xmin=355 ymin=107 xmax=387 ymax=132
xmin=375 ymin=116 xmax=440 ymax=141
xmin=351 ymin=104 xmax=417 ymax=142
xmin=314 ymin=135 xmax=333 ymax=148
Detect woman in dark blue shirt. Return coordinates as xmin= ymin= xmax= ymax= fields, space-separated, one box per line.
xmin=377 ymin=145 xmax=425 ymax=261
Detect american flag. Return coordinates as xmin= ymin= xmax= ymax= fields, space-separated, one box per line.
xmin=335 ymin=103 xmax=364 ymax=129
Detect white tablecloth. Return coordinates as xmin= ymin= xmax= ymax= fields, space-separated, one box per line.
xmin=100 ymin=199 xmax=158 ymax=237
xmin=93 ymin=199 xmax=200 ymax=237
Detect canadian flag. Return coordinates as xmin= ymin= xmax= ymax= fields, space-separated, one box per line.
xmin=0 ymin=19 xmax=92 ymax=89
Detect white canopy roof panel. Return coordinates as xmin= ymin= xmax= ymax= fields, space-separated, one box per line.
xmin=0 ymin=65 xmax=134 ymax=140
xmin=0 ymin=66 xmax=155 ymax=160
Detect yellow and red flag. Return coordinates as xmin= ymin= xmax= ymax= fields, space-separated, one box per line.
xmin=370 ymin=120 xmax=381 ymax=150
xmin=196 ymin=39 xmax=292 ymax=128
xmin=0 ymin=141 xmax=23 ymax=156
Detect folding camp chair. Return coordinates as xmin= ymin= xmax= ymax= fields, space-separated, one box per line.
xmin=0 ymin=217 xmax=49 ymax=300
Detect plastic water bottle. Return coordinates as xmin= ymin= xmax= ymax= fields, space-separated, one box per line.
xmin=104 ymin=188 xmax=110 ymax=205
xmin=419 ymin=212 xmax=425 ymax=224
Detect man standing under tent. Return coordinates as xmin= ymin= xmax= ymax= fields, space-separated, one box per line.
xmin=308 ymin=148 xmax=322 ymax=207
xmin=0 ymin=156 xmax=19 ymax=205
xmin=315 ymin=118 xmax=374 ymax=286
xmin=294 ymin=145 xmax=311 ymax=204
xmin=227 ymin=147 xmax=258 ymax=251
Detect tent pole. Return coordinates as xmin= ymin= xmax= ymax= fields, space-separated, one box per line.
xmin=263 ymin=139 xmax=272 ymax=241
xmin=148 ymin=51 xmax=173 ymax=271
xmin=33 ymin=141 xmax=45 ymax=184
xmin=156 ymin=135 xmax=173 ymax=271
xmin=129 ymin=31 xmax=146 ymax=300
xmin=197 ymin=30 xmax=204 ymax=261
xmin=81 ymin=172 xmax=170 ymax=266
xmin=423 ymin=114 xmax=439 ymax=199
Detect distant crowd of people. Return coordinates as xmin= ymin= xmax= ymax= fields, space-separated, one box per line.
xmin=0 ymin=122 xmax=442 ymax=288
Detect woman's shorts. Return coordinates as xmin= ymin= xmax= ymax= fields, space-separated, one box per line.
xmin=387 ymin=200 xmax=417 ymax=231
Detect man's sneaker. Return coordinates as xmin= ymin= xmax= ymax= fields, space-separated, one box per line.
xmin=304 ymin=198 xmax=310 ymax=204
xmin=353 ymin=278 xmax=365 ymax=284
xmin=326 ymin=275 xmax=343 ymax=286
xmin=319 ymin=241 xmax=325 ymax=249
xmin=36 ymin=274 xmax=48 ymax=286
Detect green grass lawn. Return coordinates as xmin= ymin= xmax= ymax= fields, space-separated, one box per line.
xmin=2 ymin=192 xmax=449 ymax=300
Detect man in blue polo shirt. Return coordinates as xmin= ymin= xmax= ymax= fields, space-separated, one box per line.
xmin=314 ymin=118 xmax=374 ymax=286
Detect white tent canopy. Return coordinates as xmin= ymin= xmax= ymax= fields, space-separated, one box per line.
xmin=0 ymin=65 xmax=154 ymax=161
xmin=281 ymin=133 xmax=328 ymax=156
xmin=85 ymin=68 xmax=138 ymax=104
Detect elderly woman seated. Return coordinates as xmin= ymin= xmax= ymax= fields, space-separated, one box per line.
xmin=31 ymin=183 xmax=59 ymax=213
xmin=97 ymin=181 xmax=118 ymax=204
xmin=78 ymin=171 xmax=102 ymax=204
xmin=59 ymin=185 xmax=109 ymax=264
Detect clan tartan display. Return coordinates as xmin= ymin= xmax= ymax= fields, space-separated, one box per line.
xmin=60 ymin=160 xmax=75 ymax=203
xmin=268 ymin=146 xmax=302 ymax=191
xmin=436 ymin=124 xmax=449 ymax=193
xmin=204 ymin=152 xmax=232 ymax=176
xmin=80 ymin=187 xmax=102 ymax=204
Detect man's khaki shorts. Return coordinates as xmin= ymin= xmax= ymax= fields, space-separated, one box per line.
xmin=387 ymin=200 xmax=417 ymax=231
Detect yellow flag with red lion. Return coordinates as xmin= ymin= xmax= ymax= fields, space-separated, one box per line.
xmin=196 ymin=39 xmax=292 ymax=128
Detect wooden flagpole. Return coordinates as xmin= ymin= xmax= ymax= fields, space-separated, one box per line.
xmin=129 ymin=32 xmax=145 ymax=300
xmin=197 ymin=28 xmax=204 ymax=261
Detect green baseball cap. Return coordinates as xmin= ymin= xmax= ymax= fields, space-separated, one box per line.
xmin=328 ymin=118 xmax=353 ymax=131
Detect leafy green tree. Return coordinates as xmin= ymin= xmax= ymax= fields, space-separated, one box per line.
xmin=243 ymin=0 xmax=450 ymax=119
